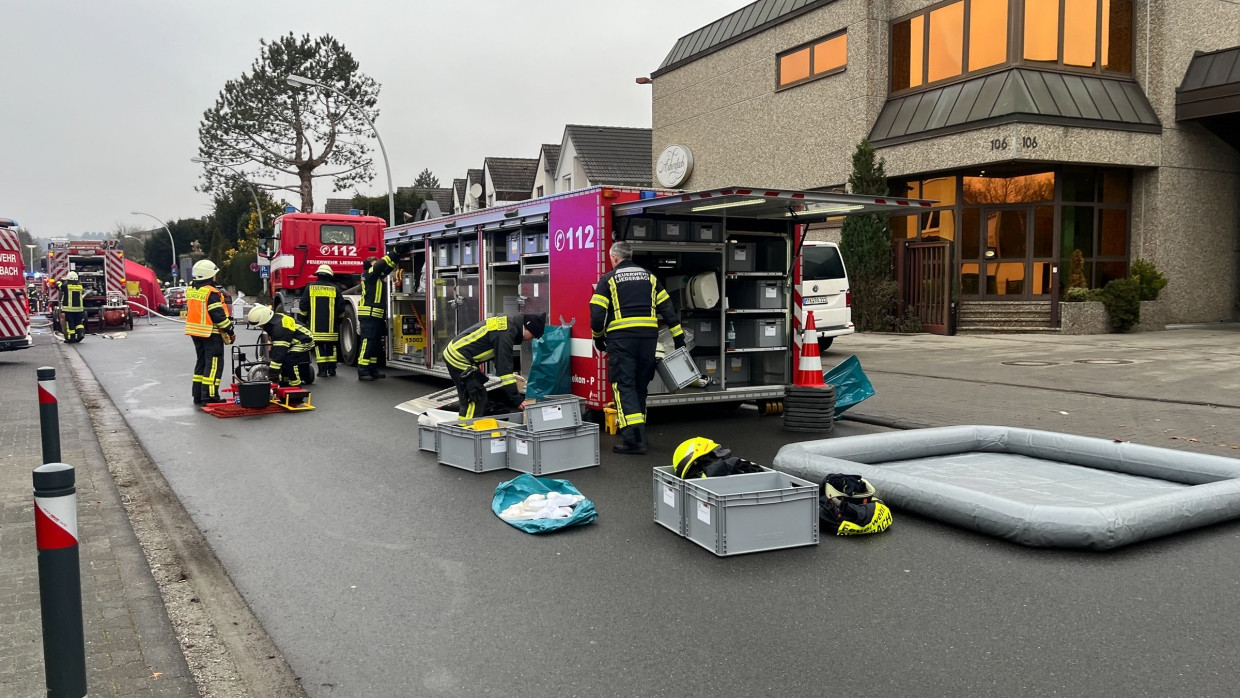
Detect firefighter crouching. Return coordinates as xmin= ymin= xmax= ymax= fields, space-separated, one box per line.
xmin=185 ymin=260 xmax=235 ymax=405
xmin=590 ymin=241 xmax=686 ymax=455
xmin=247 ymin=304 xmax=316 ymax=388
xmin=57 ymin=271 xmax=86 ymax=343
xmin=300 ymin=264 xmax=345 ymax=377
xmin=357 ymin=254 xmax=398 ymax=381
xmin=445 ymin=313 xmax=546 ymax=422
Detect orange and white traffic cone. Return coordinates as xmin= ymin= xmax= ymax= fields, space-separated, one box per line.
xmin=792 ymin=312 xmax=825 ymax=387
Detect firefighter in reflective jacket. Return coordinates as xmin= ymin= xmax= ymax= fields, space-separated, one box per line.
xmin=247 ymin=304 xmax=316 ymax=387
xmin=444 ymin=313 xmax=546 ymax=422
xmin=299 ymin=264 xmax=344 ymax=378
xmin=357 ymin=254 xmax=397 ymax=381
xmin=57 ymin=271 xmax=86 ymax=343
xmin=185 ymin=260 xmax=235 ymax=405
xmin=590 ymin=241 xmax=685 ymax=455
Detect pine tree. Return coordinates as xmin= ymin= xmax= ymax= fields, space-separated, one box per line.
xmin=413 ymin=168 xmax=439 ymax=188
xmin=838 ymin=140 xmax=896 ymax=331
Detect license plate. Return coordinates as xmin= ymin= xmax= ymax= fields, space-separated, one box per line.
xmin=802 ymin=295 xmax=832 ymax=305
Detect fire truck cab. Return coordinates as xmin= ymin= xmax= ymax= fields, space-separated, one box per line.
xmin=380 ymin=186 xmax=929 ymax=412
xmin=265 ymin=210 xmax=386 ymax=364
xmin=0 ymin=218 xmax=32 ymax=352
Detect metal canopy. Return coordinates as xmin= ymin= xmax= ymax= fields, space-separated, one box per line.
xmin=611 ymin=187 xmax=935 ymax=221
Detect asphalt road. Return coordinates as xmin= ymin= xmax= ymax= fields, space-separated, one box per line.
xmin=74 ymin=322 xmax=1240 ymax=697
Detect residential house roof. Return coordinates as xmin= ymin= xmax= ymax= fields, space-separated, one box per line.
xmin=869 ymin=68 xmax=1161 ymax=147
xmin=325 ymin=198 xmax=353 ymax=215
xmin=654 ymin=0 xmax=831 ymax=76
xmin=452 ymin=178 xmax=466 ymax=210
xmin=485 ymin=157 xmax=539 ymax=202
xmin=564 ymin=125 xmax=653 ymax=187
xmin=540 ymin=144 xmax=561 ymax=174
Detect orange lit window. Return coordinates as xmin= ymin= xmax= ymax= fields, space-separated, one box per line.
xmin=813 ymin=34 xmax=847 ymax=75
xmin=778 ymin=31 xmax=848 ymax=88
xmin=1064 ymin=0 xmax=1098 ymax=66
xmin=927 ymin=1 xmax=965 ymax=83
xmin=1102 ymin=0 xmax=1133 ymax=72
xmin=779 ymin=48 xmax=811 ymax=85
xmin=1023 ymin=0 xmax=1059 ymax=63
xmin=968 ymin=0 xmax=1008 ymax=71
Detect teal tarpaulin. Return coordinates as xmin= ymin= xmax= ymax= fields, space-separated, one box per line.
xmin=492 ymin=473 xmax=598 ymax=534
xmin=526 ymin=318 xmax=574 ymax=400
xmin=824 ymin=355 xmax=874 ymax=417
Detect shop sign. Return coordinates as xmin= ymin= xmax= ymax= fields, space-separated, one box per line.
xmin=656 ymin=144 xmax=694 ymax=188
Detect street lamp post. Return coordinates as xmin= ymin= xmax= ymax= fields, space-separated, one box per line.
xmin=285 ymin=73 xmax=395 ymax=225
xmin=130 ymin=211 xmax=177 ymax=283
xmin=190 ymin=157 xmax=264 ymax=230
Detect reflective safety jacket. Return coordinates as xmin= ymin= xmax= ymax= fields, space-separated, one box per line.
xmin=184 ymin=282 xmax=233 ymax=338
xmin=264 ymin=313 xmax=315 ymax=374
xmin=444 ymin=314 xmax=523 ymax=403
xmin=359 ymin=255 xmax=397 ymax=319
xmin=589 ymin=260 xmax=684 ymax=339
xmin=58 ymin=281 xmax=85 ymax=312
xmin=299 ymin=278 xmax=344 ymax=341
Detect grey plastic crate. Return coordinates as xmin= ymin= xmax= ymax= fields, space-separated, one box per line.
xmin=461 ymin=239 xmax=478 ymax=265
xmin=418 ymin=410 xmax=524 ymax=453
xmin=506 ymin=233 xmax=522 ymax=260
xmin=524 ymin=394 xmax=584 ymax=432
xmin=418 ymin=424 xmax=438 ymax=452
xmin=692 ymin=221 xmax=721 ymax=243
xmin=523 ymin=233 xmax=540 ymax=254
xmin=437 ymin=421 xmax=520 ymax=472
xmin=653 ymin=466 xmax=686 ymax=536
xmin=683 ymin=470 xmax=819 ymax=556
xmin=656 ymin=347 xmax=701 ymax=391
xmin=733 ymin=317 xmax=786 ymax=348
xmin=694 ymin=355 xmax=723 ymax=382
xmin=724 ymin=354 xmax=751 ymax=386
xmin=436 ymin=241 xmax=458 ymax=267
xmin=730 ymin=279 xmax=786 ymax=309
xmin=683 ymin=317 xmax=721 ymax=346
xmin=507 ymin=423 xmax=600 ymax=475
xmin=657 ymin=220 xmax=687 ymax=241
xmin=628 ymin=218 xmax=655 ymax=241
xmin=728 ymin=242 xmax=756 ymax=272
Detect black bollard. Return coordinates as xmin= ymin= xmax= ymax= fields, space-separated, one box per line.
xmin=37 ymin=367 xmax=60 ymax=464
xmin=33 ymin=463 xmax=87 ymax=697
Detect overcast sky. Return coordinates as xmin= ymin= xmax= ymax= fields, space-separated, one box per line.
xmin=1 ymin=0 xmax=742 ymax=237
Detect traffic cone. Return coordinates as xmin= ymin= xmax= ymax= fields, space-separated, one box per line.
xmin=793 ymin=312 xmax=825 ymax=387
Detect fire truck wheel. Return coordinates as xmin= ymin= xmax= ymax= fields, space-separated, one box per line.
xmin=338 ymin=309 xmax=359 ymax=366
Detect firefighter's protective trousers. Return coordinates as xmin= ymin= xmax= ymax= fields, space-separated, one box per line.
xmin=301 ymin=280 xmax=343 ymax=368
xmin=607 ymin=336 xmax=657 ymax=430
xmin=59 ymin=281 xmax=85 ymax=342
xmin=448 ymin=364 xmax=490 ymax=422
xmin=357 ymin=317 xmax=385 ymax=369
xmin=191 ymin=335 xmax=225 ymax=401
xmin=184 ymin=283 xmax=233 ymax=401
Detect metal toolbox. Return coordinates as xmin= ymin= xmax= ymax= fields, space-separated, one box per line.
xmin=732 ymin=317 xmax=786 ymax=348
xmin=653 ymin=466 xmax=686 ymax=535
xmin=657 ymin=220 xmax=687 ymax=241
xmin=627 ymin=218 xmax=655 ymax=241
xmin=460 ymin=239 xmax=478 ymax=265
xmin=692 ymin=221 xmax=721 ymax=243
xmin=682 ymin=470 xmax=819 ymax=556
xmin=724 ymin=354 xmax=752 ymax=386
xmin=524 ymin=394 xmax=584 ymax=432
xmin=729 ymin=279 xmax=786 ymax=309
xmin=437 ymin=421 xmax=521 ymax=472
xmin=683 ymin=317 xmax=721 ymax=346
xmin=506 ymin=232 xmax=522 ymax=261
xmin=656 ymin=347 xmax=701 ymax=391
xmin=506 ymin=423 xmax=600 ymax=475
xmin=727 ymin=242 xmax=756 ymax=272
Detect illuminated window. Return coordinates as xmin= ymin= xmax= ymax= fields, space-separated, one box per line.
xmin=891 ymin=0 xmax=1008 ymax=91
xmin=1102 ymin=0 xmax=1133 ymax=72
xmin=1023 ymin=0 xmax=1059 ymax=63
xmin=778 ymin=31 xmax=848 ymax=88
xmin=1063 ymin=0 xmax=1098 ymax=67
xmin=968 ymin=0 xmax=1008 ymax=71
xmin=927 ymin=2 xmax=965 ymax=83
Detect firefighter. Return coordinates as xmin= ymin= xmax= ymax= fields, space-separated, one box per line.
xmin=185 ymin=260 xmax=235 ymax=405
xmin=589 ymin=241 xmax=686 ymax=455
xmin=57 ymin=271 xmax=86 ymax=343
xmin=299 ymin=264 xmax=345 ymax=377
xmin=444 ymin=313 xmax=545 ymax=422
xmin=247 ymin=304 xmax=316 ymax=388
xmin=357 ymin=254 xmax=398 ymax=381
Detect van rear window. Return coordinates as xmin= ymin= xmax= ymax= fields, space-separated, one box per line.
xmin=321 ymin=225 xmax=355 ymax=245
xmin=802 ymin=246 xmax=846 ymax=280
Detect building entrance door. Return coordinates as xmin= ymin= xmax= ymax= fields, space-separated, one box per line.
xmin=960 ymin=204 xmax=1056 ymax=299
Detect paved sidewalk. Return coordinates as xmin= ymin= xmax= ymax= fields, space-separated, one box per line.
xmin=0 ymin=333 xmax=195 ymax=697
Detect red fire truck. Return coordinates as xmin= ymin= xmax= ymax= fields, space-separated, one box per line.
xmin=264 ymin=210 xmax=386 ymax=364
xmin=380 ymin=186 xmax=929 ymax=412
xmin=47 ymin=239 xmax=133 ymax=332
xmin=0 ymin=218 xmax=33 ymax=352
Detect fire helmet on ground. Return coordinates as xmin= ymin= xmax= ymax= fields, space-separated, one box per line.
xmin=247 ymin=304 xmax=274 ymax=325
xmin=192 ymin=259 xmax=220 ymax=280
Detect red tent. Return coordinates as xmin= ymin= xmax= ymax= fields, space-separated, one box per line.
xmin=125 ymin=259 xmax=167 ymax=316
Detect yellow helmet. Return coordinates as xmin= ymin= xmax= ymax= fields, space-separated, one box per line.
xmin=834 ymin=501 xmax=893 ymax=536
xmin=672 ymin=437 xmax=720 ymax=479
xmin=247 ymin=304 xmax=274 ymax=325
xmin=315 ymin=264 xmax=333 ymax=277
xmin=192 ymin=259 xmax=220 ymax=280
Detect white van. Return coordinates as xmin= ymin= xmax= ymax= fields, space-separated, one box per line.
xmin=797 ymin=241 xmax=852 ymax=350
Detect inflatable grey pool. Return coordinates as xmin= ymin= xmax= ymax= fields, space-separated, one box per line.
xmin=773 ymin=425 xmax=1240 ymax=549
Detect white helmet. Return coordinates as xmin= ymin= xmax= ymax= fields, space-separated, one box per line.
xmin=247 ymin=304 xmax=274 ymax=325
xmin=66 ymin=271 xmax=78 ymax=281
xmin=192 ymin=259 xmax=220 ymax=280
xmin=315 ymin=264 xmax=333 ymax=277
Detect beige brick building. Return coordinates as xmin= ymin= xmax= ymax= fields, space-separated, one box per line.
xmin=651 ymin=0 xmax=1240 ymax=329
